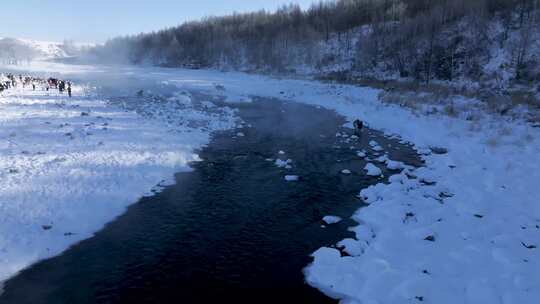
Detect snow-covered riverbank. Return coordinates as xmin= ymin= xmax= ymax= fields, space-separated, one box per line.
xmin=0 ymin=80 xmax=237 ymax=283
xmin=2 ymin=61 xmax=540 ymax=303
xmin=130 ymin=64 xmax=540 ymax=304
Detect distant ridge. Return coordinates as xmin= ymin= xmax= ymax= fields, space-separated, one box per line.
xmin=0 ymin=37 xmax=93 ymax=62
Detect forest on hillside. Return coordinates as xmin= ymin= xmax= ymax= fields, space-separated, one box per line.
xmin=92 ymin=0 xmax=540 ymax=87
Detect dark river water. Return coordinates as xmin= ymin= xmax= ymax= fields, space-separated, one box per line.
xmin=0 ymin=98 xmax=421 ymax=304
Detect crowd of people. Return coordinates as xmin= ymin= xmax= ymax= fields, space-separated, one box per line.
xmin=0 ymin=73 xmax=72 ymax=97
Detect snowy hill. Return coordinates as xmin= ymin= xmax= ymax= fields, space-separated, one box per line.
xmin=0 ymin=38 xmax=91 ymax=63
xmin=16 ymin=38 xmax=68 ymax=59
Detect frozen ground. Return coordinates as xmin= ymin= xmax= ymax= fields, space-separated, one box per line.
xmin=2 ymin=61 xmax=540 ymax=303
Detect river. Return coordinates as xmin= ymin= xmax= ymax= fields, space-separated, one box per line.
xmin=0 ymin=96 xmax=421 ymax=304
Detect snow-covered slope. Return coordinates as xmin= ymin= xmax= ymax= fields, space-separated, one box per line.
xmin=0 ymin=38 xmax=91 ymax=62
xmin=15 ymin=38 xmax=68 ymax=59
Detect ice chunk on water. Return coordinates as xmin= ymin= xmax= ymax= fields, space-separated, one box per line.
xmin=369 ymin=140 xmax=384 ymax=151
xmin=386 ymin=160 xmax=405 ymax=170
xmin=322 ymin=216 xmax=342 ymax=225
xmin=364 ymin=163 xmax=382 ymax=176
xmin=284 ymin=175 xmax=299 ymax=181
xmin=275 ymin=158 xmax=293 ymax=169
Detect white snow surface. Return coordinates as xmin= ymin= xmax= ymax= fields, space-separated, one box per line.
xmin=364 ymin=163 xmax=382 ymax=177
xmin=2 ymin=61 xmax=540 ymax=303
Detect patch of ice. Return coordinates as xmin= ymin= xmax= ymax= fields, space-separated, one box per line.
xmin=375 ymin=155 xmax=389 ymax=163
xmin=275 ymin=158 xmax=293 ymax=169
xmin=386 ymin=160 xmax=405 ymax=170
xmin=284 ymin=175 xmax=299 ymax=182
xmin=364 ymin=163 xmax=382 ymax=176
xmin=322 ymin=216 xmax=342 ymax=225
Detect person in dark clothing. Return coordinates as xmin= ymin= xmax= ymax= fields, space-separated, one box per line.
xmin=353 ymin=119 xmax=364 ymax=135
xmin=48 ymin=78 xmax=58 ymax=89
xmin=67 ymin=82 xmax=72 ymax=97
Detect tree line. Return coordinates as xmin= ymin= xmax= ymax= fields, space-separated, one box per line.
xmin=92 ymin=0 xmax=540 ymax=83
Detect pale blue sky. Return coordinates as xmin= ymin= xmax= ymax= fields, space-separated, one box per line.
xmin=0 ymin=0 xmax=314 ymax=43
